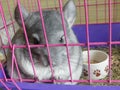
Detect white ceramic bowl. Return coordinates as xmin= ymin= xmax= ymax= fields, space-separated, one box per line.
xmin=83 ymin=50 xmax=109 ymax=80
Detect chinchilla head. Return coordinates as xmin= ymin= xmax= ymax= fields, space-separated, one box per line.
xmin=14 ymin=0 xmax=78 ymax=66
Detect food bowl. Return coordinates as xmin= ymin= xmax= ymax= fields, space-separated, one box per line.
xmin=83 ymin=50 xmax=109 ymax=80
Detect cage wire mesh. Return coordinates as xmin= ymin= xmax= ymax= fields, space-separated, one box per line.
xmin=0 ymin=0 xmax=120 ymax=89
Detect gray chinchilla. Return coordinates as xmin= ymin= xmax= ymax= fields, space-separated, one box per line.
xmin=6 ymin=0 xmax=83 ymax=85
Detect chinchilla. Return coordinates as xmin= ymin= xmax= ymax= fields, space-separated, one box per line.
xmin=6 ymin=0 xmax=83 ymax=84
xmin=0 ymin=18 xmax=15 ymax=52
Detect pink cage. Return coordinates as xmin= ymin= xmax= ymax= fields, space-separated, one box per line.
xmin=0 ymin=0 xmax=120 ymax=90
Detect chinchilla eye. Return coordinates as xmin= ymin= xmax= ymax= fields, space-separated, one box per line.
xmin=59 ymin=35 xmax=65 ymax=43
xmin=33 ymin=38 xmax=39 ymax=44
xmin=32 ymin=34 xmax=40 ymax=44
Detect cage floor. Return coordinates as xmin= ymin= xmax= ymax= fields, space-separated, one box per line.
xmin=81 ymin=46 xmax=120 ymax=85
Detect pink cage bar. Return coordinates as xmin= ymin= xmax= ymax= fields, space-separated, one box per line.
xmin=0 ymin=0 xmax=120 ymax=90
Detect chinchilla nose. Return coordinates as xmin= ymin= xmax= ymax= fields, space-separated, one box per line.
xmin=42 ymin=54 xmax=55 ymax=67
xmin=45 ymin=56 xmax=56 ymax=67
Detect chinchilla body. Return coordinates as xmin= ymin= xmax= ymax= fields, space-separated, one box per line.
xmin=6 ymin=0 xmax=83 ymax=84
xmin=0 ymin=17 xmax=16 ymax=55
xmin=0 ymin=18 xmax=15 ymax=46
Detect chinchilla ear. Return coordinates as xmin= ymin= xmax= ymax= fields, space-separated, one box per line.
xmin=63 ymin=0 xmax=76 ymax=27
xmin=14 ymin=4 xmax=29 ymax=27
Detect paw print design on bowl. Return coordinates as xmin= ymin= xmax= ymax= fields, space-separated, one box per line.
xmin=93 ymin=69 xmax=101 ymax=77
xmin=104 ymin=65 xmax=109 ymax=73
xmin=83 ymin=69 xmax=88 ymax=76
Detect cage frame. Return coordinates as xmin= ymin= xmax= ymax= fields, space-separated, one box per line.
xmin=0 ymin=0 xmax=120 ymax=89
